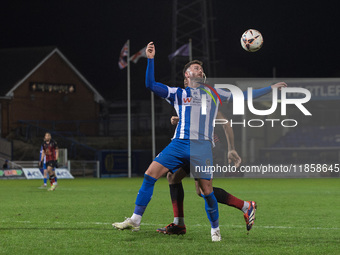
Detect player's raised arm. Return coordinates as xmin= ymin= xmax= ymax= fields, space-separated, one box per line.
xmin=244 ymin=82 xmax=287 ymax=100
xmin=145 ymin=42 xmax=172 ymax=99
xmin=228 ymin=82 xmax=288 ymax=101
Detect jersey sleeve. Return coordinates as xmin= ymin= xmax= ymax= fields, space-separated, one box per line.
xmin=227 ymin=86 xmax=272 ymax=101
xmin=215 ymin=88 xmax=232 ymax=102
xmin=145 ymin=58 xmax=177 ymax=102
xmin=244 ymin=86 xmax=272 ymax=100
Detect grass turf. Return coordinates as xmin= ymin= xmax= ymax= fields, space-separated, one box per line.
xmin=0 ymin=178 xmax=339 ymax=254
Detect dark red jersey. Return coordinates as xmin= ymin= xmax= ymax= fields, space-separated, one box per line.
xmin=42 ymin=139 xmax=58 ymax=162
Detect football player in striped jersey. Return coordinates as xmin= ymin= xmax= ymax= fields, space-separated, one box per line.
xmin=113 ymin=42 xmax=286 ymax=242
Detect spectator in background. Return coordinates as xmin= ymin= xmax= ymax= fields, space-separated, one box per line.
xmin=3 ymin=160 xmax=9 ymax=169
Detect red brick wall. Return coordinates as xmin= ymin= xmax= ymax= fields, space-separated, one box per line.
xmin=7 ymin=52 xmax=100 ymax=135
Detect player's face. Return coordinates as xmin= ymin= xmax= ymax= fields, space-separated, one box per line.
xmin=45 ymin=133 xmax=51 ymax=142
xmin=186 ymin=64 xmax=204 ymax=79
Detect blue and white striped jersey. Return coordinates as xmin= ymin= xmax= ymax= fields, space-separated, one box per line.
xmin=165 ymin=85 xmax=231 ymax=142
xmin=145 ymin=58 xmax=231 ymax=142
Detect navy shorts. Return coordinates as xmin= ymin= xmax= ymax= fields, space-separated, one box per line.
xmin=154 ymin=139 xmax=213 ymax=179
xmin=46 ymin=160 xmax=57 ymax=168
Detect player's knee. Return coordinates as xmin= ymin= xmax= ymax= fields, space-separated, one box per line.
xmin=194 ymin=183 xmax=202 ymax=197
xmin=167 ymin=172 xmax=174 ymax=184
xmin=145 ymin=161 xmax=168 ymax=179
xmin=196 ymin=188 xmax=202 ymax=197
xmin=198 ymin=180 xmax=213 ymax=196
xmin=200 ymin=188 xmax=213 ymax=196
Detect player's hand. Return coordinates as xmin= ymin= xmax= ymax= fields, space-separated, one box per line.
xmin=228 ymin=150 xmax=242 ymax=168
xmin=171 ymin=116 xmax=179 ymax=125
xmin=271 ymin=82 xmax=287 ymax=90
xmin=146 ymin=42 xmax=155 ymax=59
xmin=38 ymin=161 xmax=43 ymax=168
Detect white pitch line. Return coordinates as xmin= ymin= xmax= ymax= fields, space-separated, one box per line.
xmin=1 ymin=220 xmax=339 ymax=231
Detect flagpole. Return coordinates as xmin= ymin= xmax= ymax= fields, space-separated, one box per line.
xmin=127 ymin=40 xmax=132 ymax=178
xmin=151 ymin=92 xmax=156 ymax=159
xmin=189 ymin=38 xmax=192 ymax=61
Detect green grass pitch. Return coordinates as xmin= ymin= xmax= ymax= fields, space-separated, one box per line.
xmin=0 ymin=178 xmax=339 ymax=254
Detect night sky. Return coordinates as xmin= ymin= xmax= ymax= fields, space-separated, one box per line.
xmin=1 ymin=1 xmax=338 ymax=100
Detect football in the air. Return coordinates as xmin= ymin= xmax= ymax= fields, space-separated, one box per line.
xmin=241 ymin=29 xmax=263 ymax=52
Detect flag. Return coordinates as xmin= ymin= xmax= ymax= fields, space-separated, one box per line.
xmin=118 ymin=41 xmax=129 ymax=69
xmin=130 ymin=46 xmax=147 ymax=64
xmin=168 ymin=43 xmax=190 ymax=61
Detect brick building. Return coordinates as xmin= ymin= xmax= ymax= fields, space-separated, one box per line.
xmin=0 ymin=47 xmax=104 ymax=137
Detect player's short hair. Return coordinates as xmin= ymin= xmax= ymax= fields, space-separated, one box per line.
xmin=45 ymin=132 xmax=51 ymax=137
xmin=183 ymin=60 xmax=203 ymax=78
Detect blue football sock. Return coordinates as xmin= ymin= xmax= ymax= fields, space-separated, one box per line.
xmin=134 ymin=174 xmax=157 ymax=216
xmin=54 ymin=176 xmax=58 ymax=183
xmin=202 ymin=191 xmax=219 ymax=228
xmin=43 ymin=178 xmax=47 ymax=185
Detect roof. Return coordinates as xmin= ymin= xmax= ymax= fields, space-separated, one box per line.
xmin=0 ymin=46 xmax=104 ymax=103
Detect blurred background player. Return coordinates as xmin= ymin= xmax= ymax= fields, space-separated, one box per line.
xmin=40 ymin=132 xmax=59 ymax=191
xmin=39 ymin=141 xmax=58 ymax=188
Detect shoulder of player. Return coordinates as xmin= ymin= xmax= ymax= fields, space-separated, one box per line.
xmin=51 ymin=139 xmax=58 ymax=145
xmin=167 ymin=86 xmax=190 ymax=99
xmin=215 ymin=85 xmax=235 ymax=93
xmin=167 ymin=86 xmax=184 ymax=93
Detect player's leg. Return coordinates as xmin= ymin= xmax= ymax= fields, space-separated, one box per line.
xmin=212 ymin=187 xmax=254 ymax=214
xmin=194 ymin=182 xmax=247 ymax=211
xmin=112 ymin=161 xmax=169 ymax=231
xmin=194 ymin=183 xmax=257 ymax=232
xmin=197 ymin=178 xmax=221 ymax=242
xmin=157 ymin=168 xmax=187 ymax=235
xmin=132 ymin=161 xmax=169 ymax=220
xmin=113 ymin=139 xmax=189 ymax=231
xmin=190 ymin=140 xmax=221 ymax=241
xmin=47 ymin=163 xmax=57 ymax=191
xmin=168 ymin=169 xmax=187 ymax=226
